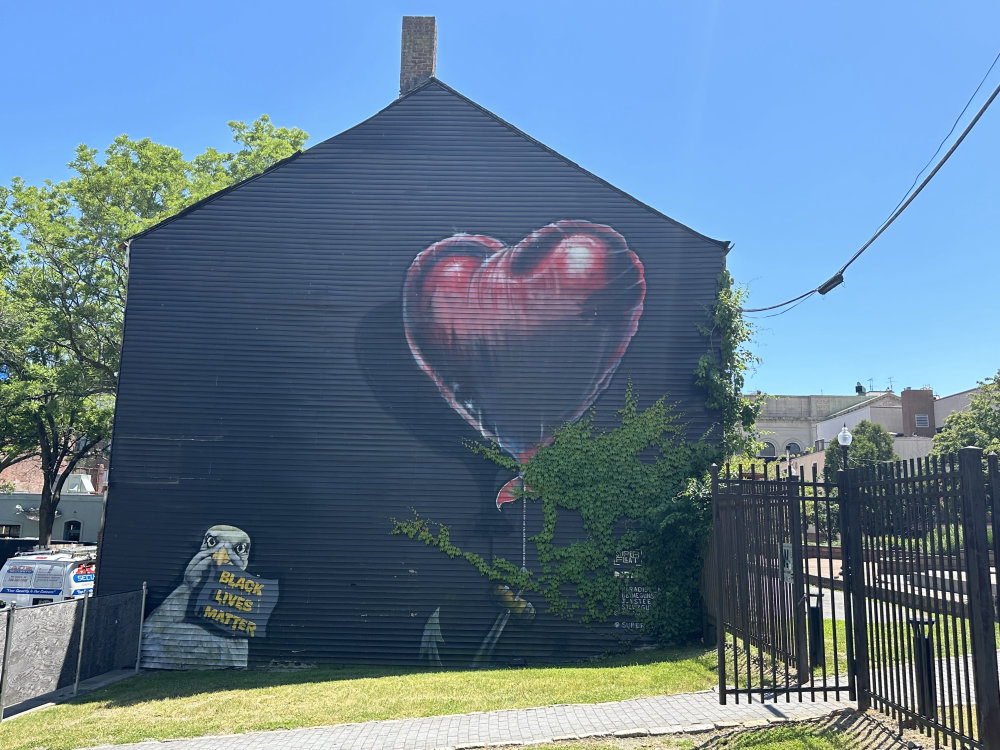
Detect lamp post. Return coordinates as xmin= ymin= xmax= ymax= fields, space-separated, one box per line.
xmin=838 ymin=424 xmax=852 ymax=471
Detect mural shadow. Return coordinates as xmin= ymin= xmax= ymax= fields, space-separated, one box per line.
xmin=355 ymin=301 xmax=515 ymax=537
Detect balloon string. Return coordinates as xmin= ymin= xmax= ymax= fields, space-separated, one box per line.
xmin=522 ymin=493 xmax=527 ymax=571
xmin=521 ymin=473 xmax=527 ymax=571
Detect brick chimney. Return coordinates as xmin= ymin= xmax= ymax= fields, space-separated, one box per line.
xmin=901 ymin=387 xmax=936 ymax=437
xmin=400 ymin=16 xmax=436 ymax=97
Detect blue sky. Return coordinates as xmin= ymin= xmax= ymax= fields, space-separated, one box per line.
xmin=4 ymin=1 xmax=998 ymax=398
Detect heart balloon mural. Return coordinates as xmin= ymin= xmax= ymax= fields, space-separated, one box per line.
xmin=403 ymin=220 xmax=646 ymax=510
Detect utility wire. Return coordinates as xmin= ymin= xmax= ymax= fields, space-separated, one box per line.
xmin=886 ymin=48 xmax=1000 ymax=221
xmin=743 ymin=52 xmax=1000 ymax=315
xmin=749 ymin=291 xmax=816 ymax=319
xmin=835 ymin=75 xmax=1000 ymax=277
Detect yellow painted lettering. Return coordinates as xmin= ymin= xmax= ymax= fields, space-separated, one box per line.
xmin=218 ymin=572 xmax=264 ymax=597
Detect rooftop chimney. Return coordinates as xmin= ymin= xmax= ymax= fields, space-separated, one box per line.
xmin=400 ymin=16 xmax=436 ymax=97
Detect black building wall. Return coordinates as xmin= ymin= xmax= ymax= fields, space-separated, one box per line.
xmin=99 ymin=80 xmax=728 ymax=667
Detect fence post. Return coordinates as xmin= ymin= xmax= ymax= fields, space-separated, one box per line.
xmin=787 ymin=473 xmax=810 ymax=682
xmin=135 ymin=582 xmax=147 ymax=673
xmin=73 ymin=594 xmax=90 ymax=696
xmin=808 ymin=592 xmax=825 ymax=670
xmin=957 ymin=447 xmax=1000 ymax=748
xmin=841 ymin=467 xmax=870 ymax=711
xmin=711 ymin=464 xmax=726 ymax=705
xmin=987 ymin=452 xmax=1000 ymax=622
xmin=0 ymin=603 xmax=15 ymax=721
xmin=908 ymin=618 xmax=936 ymax=722
xmin=839 ymin=470 xmax=857 ymax=702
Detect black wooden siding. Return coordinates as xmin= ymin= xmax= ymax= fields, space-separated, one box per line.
xmin=99 ymin=80 xmax=728 ymax=666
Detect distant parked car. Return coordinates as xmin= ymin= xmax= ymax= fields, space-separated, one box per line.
xmin=0 ymin=546 xmax=97 ymax=609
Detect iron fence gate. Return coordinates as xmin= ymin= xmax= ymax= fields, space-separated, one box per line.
xmin=711 ymin=461 xmax=851 ymax=703
xmin=712 ymin=448 xmax=1000 ymax=750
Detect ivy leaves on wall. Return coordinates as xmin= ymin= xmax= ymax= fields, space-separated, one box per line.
xmin=393 ymin=270 xmax=759 ymax=644
xmin=695 ymin=269 xmax=761 ymax=459
xmin=393 ymin=384 xmax=715 ymax=628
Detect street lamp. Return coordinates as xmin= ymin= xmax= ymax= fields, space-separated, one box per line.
xmin=837 ymin=424 xmax=852 ymax=471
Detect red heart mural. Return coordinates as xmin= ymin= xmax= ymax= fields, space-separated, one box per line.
xmin=403 ymin=220 xmax=645 ymax=465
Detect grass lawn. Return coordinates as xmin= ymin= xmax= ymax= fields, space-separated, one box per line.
xmin=719 ymin=725 xmax=857 ymax=750
xmin=0 ymin=646 xmax=717 ymax=750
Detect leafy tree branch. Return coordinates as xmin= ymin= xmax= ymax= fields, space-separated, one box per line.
xmin=1 ymin=116 xmax=308 ymax=543
xmin=933 ymin=369 xmax=1000 ymax=456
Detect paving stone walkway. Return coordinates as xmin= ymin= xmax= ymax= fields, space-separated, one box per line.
xmin=79 ymin=691 xmax=855 ymax=750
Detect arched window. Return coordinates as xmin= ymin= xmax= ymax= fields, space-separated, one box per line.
xmin=759 ymin=442 xmax=776 ymax=457
xmin=63 ymin=520 xmax=82 ymax=543
xmin=785 ymin=442 xmax=802 ymax=455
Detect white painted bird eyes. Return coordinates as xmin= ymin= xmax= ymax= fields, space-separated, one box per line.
xmin=205 ymin=535 xmax=218 ymax=548
xmin=234 ymin=542 xmax=249 ymax=555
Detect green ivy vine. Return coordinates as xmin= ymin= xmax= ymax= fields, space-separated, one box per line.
xmin=393 ymin=269 xmax=760 ymax=645
xmin=694 ymin=269 xmax=761 ymax=459
xmin=393 ymin=385 xmax=715 ymax=628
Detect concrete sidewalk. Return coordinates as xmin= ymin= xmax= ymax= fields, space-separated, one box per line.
xmin=76 ymin=691 xmax=855 ymax=750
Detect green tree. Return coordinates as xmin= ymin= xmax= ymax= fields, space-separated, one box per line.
xmin=0 ymin=116 xmax=308 ymax=543
xmin=0 ymin=385 xmax=39 ymax=476
xmin=823 ymin=419 xmax=897 ymax=483
xmin=0 ymin=302 xmax=38 ymax=475
xmin=0 ymin=115 xmax=308 ymax=395
xmin=0 ymin=379 xmax=39 ymax=476
xmin=0 ymin=343 xmax=113 ymax=543
xmin=932 ymin=369 xmax=1000 ymax=456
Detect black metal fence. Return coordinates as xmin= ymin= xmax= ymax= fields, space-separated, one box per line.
xmin=711 ymin=461 xmax=850 ymax=702
xmin=0 ymin=587 xmax=146 ymax=717
xmin=846 ymin=449 xmax=1000 ymax=748
xmin=711 ymin=448 xmax=1000 ymax=750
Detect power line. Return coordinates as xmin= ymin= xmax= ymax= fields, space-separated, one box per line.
xmin=748 ymin=291 xmax=816 ymax=319
xmin=743 ymin=51 xmax=1000 ymax=315
xmin=835 ymin=76 xmax=1000 ymax=278
xmin=886 ymin=48 xmax=1000 ymax=223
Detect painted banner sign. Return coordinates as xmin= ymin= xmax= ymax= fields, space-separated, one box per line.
xmin=194 ymin=563 xmax=278 ymax=639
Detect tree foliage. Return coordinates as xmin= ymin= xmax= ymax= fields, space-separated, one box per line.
xmin=932 ymin=369 xmax=1000 ymax=456
xmin=0 ymin=375 xmax=39 ymax=474
xmin=0 ymin=115 xmax=307 ymax=394
xmin=823 ymin=419 xmax=898 ymax=483
xmin=0 ymin=116 xmax=308 ymax=543
xmin=0 ymin=301 xmax=38 ymax=473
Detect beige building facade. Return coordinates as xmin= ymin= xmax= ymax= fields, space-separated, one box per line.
xmin=753 ymin=385 xmax=979 ymax=464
